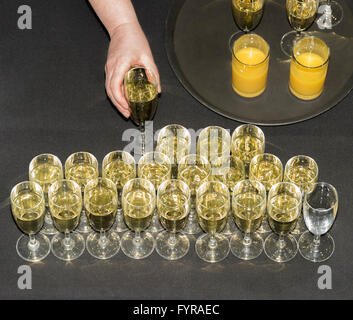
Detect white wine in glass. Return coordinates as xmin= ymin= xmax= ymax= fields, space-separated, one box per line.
xmin=232 ymin=0 xmax=265 ymax=32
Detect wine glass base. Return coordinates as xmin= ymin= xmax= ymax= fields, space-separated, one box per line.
xmin=51 ymin=232 xmax=85 ymax=261
xmin=281 ymin=30 xmax=307 ymax=57
xmin=264 ymin=233 xmax=298 ymax=263
xmin=16 ymin=234 xmax=51 ymax=262
xmin=221 ymin=216 xmax=238 ymax=236
xmin=298 ymin=231 xmax=335 ymax=262
xmin=182 ymin=213 xmax=202 ymax=235
xmin=40 ymin=212 xmax=58 ymax=235
xmin=317 ymin=1 xmax=343 ymax=28
xmin=114 ymin=211 xmax=128 ymax=232
xmin=121 ymin=231 xmax=155 ymax=259
xmin=230 ymin=232 xmax=263 ymax=260
xmin=156 ymin=231 xmax=190 ymax=260
xmin=146 ymin=212 xmax=164 ymax=233
xmin=76 ymin=214 xmax=92 ymax=234
xmin=257 ymin=218 xmax=272 ymax=234
xmin=195 ymin=233 xmax=230 ymax=263
xmin=86 ymin=231 xmax=120 ymax=260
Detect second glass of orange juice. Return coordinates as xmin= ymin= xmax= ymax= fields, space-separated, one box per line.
xmin=229 ymin=33 xmax=270 ymax=98
xmin=289 ymin=36 xmax=330 ymax=100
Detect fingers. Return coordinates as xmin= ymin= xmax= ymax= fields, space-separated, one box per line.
xmin=141 ymin=57 xmax=162 ymax=93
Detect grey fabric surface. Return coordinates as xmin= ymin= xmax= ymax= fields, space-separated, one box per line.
xmin=0 ymin=0 xmax=352 ymax=299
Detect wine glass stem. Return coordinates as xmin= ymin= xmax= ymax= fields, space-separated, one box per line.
xmin=313 ymin=235 xmax=321 ymax=252
xmin=99 ymin=230 xmax=107 ymax=249
xmin=140 ymin=123 xmax=146 ymax=155
xmin=63 ymin=231 xmax=73 ymax=250
xmin=168 ymin=233 xmax=177 ymax=247
xmin=28 ymin=234 xmax=39 ymax=251
xmin=208 ymin=234 xmax=217 ymax=249
xmin=243 ymin=233 xmax=252 ymax=246
xmin=278 ymin=234 xmax=286 ymax=250
xmin=134 ymin=230 xmax=142 ymax=246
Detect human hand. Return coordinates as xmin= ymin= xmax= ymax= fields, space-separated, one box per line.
xmin=105 ymin=22 xmax=161 ymax=118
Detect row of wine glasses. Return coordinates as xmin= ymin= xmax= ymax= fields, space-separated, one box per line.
xmin=231 ymin=0 xmax=343 ymax=56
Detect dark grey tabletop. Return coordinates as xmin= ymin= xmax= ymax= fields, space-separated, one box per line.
xmin=0 ymin=0 xmax=352 ymax=300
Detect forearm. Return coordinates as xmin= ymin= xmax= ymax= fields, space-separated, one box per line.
xmin=88 ymin=0 xmax=140 ymax=37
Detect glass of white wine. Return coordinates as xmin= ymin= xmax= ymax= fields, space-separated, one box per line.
xmin=124 ymin=66 xmax=159 ymax=156
xmin=284 ymin=155 xmax=318 ymax=235
xmin=317 ymin=0 xmax=343 ymax=28
xmin=121 ymin=178 xmax=156 ymax=259
xmin=232 ymin=0 xmax=265 ymax=33
xmin=10 ymin=181 xmax=50 ymax=262
xmin=264 ymin=182 xmax=302 ymax=262
xmin=29 ymin=154 xmax=64 ymax=235
xmin=65 ymin=152 xmax=99 ymax=234
xmin=231 ymin=124 xmax=265 ymax=177
xmin=156 ymin=179 xmax=191 ymax=260
xmin=48 ymin=179 xmax=85 ymax=261
xmin=102 ymin=150 xmax=136 ymax=232
xmin=195 ymin=181 xmax=231 ymax=263
xmin=84 ymin=178 xmax=120 ymax=259
xmin=299 ymin=182 xmax=338 ymax=262
xmin=138 ymin=151 xmax=171 ymax=233
xmin=231 ymin=179 xmax=266 ymax=260
xmin=178 ymin=154 xmax=211 ymax=235
xmin=249 ymin=153 xmax=283 ymax=233
xmin=156 ymin=124 xmax=191 ymax=179
xmin=281 ymin=0 xmax=319 ymax=57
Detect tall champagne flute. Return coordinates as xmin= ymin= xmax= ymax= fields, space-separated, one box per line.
xmin=29 ymin=154 xmax=63 ymax=235
xmin=231 ymin=180 xmax=266 ymax=260
xmin=178 ymin=154 xmax=211 ymax=235
xmin=121 ymin=178 xmax=156 ymax=259
xmin=156 ymin=179 xmax=191 ymax=260
xmin=299 ymin=182 xmax=338 ymax=262
xmin=10 ymin=181 xmax=50 ymax=262
xmin=84 ymin=178 xmax=119 ymax=259
xmin=249 ymin=153 xmax=283 ymax=233
xmin=232 ymin=0 xmax=265 ymax=33
xmin=281 ymin=0 xmax=319 ymax=56
xmin=102 ymin=150 xmax=136 ymax=232
xmin=48 ymin=179 xmax=85 ymax=261
xmin=138 ymin=151 xmax=171 ymax=233
xmin=156 ymin=124 xmax=191 ymax=179
xmin=264 ymin=182 xmax=302 ymax=262
xmin=124 ymin=67 xmax=159 ymax=155
xmin=195 ymin=181 xmax=230 ymax=263
xmin=65 ymin=152 xmax=99 ymax=233
xmin=317 ymin=0 xmax=343 ymax=28
xmin=284 ymin=155 xmax=318 ymax=234
xmin=231 ymin=124 xmax=265 ymax=177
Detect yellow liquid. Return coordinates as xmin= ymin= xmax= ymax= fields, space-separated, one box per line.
xmin=290 ymin=52 xmax=328 ymax=100
xmin=232 ymin=46 xmax=269 ymax=98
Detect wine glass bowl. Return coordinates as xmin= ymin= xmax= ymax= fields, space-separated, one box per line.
xmin=232 ymin=0 xmax=265 ymax=33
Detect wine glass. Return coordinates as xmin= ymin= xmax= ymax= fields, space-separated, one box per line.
xmin=284 ymin=155 xmax=318 ymax=235
xmin=264 ymin=182 xmax=302 ymax=262
xmin=10 ymin=181 xmax=50 ymax=262
xmin=156 ymin=179 xmax=191 ymax=260
xmin=121 ymin=178 xmax=156 ymax=259
xmin=231 ymin=124 xmax=265 ymax=177
xmin=124 ymin=66 xmax=159 ymax=155
xmin=29 ymin=154 xmax=63 ymax=235
xmin=317 ymin=0 xmax=343 ymax=28
xmin=197 ymin=126 xmax=231 ymax=178
xmin=249 ymin=153 xmax=283 ymax=233
xmin=230 ymin=180 xmax=267 ymax=260
xmin=48 ymin=179 xmax=85 ymax=261
xmin=299 ymin=182 xmax=338 ymax=262
xmin=84 ymin=178 xmax=120 ymax=259
xmin=156 ymin=124 xmax=191 ymax=179
xmin=65 ymin=152 xmax=99 ymax=233
xmin=195 ymin=181 xmax=231 ymax=263
xmin=138 ymin=151 xmax=171 ymax=233
xmin=232 ymin=0 xmax=265 ymax=33
xmin=102 ymin=150 xmax=136 ymax=232
xmin=178 ymin=154 xmax=211 ymax=235
xmin=281 ymin=0 xmax=319 ymax=57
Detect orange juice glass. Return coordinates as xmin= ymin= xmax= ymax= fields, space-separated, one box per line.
xmin=289 ymin=36 xmax=330 ymax=100
xmin=230 ymin=33 xmax=270 ymax=98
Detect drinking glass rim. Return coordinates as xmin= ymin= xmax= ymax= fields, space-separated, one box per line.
xmin=10 ymin=181 xmax=45 ymax=210
xmin=157 ymin=124 xmax=192 ymax=150
xmin=304 ymin=182 xmax=338 ymax=212
xmin=229 ymin=32 xmax=270 ymax=67
xmin=48 ymin=179 xmax=82 ymax=209
xmin=250 ymin=153 xmax=283 ymax=176
xmin=232 ymin=179 xmax=266 ymax=209
xmin=123 ymin=65 xmax=158 ymax=87
xmin=157 ymin=179 xmax=191 ymax=208
xmin=232 ymin=123 xmax=265 ymax=142
xmin=138 ymin=151 xmax=172 ymax=178
xmin=102 ymin=150 xmax=136 ymax=170
xmin=29 ymin=153 xmax=63 ymax=182
xmin=84 ymin=177 xmax=118 ymax=209
xmin=122 ymin=178 xmax=156 ymax=208
xmin=291 ymin=36 xmax=330 ymax=69
xmin=65 ymin=151 xmax=99 ymax=170
xmin=284 ymin=154 xmax=319 ymax=185
xmin=268 ymin=182 xmax=302 ymax=211
xmin=196 ymin=180 xmax=230 ymax=210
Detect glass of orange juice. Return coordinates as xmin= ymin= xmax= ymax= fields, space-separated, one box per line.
xmin=229 ymin=33 xmax=270 ymax=98
xmin=289 ymin=36 xmax=330 ymax=100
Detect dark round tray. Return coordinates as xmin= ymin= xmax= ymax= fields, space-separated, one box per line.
xmin=165 ymin=0 xmax=353 ymax=125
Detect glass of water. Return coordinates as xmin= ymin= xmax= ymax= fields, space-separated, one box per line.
xmin=298 ymin=182 xmax=338 ymax=262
